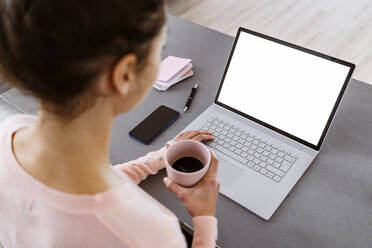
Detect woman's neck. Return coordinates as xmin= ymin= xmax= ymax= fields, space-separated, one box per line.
xmin=12 ymin=103 xmax=124 ymax=194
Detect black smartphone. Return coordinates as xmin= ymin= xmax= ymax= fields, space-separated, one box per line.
xmin=129 ymin=105 xmax=180 ymax=145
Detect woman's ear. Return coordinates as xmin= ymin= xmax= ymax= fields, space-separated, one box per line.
xmin=112 ymin=53 xmax=138 ymax=96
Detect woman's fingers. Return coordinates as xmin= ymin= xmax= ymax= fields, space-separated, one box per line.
xmin=163 ymin=177 xmax=187 ymax=200
xmin=192 ymin=134 xmax=214 ymax=142
xmin=175 ymin=131 xmax=190 ymax=140
xmin=174 ymin=130 xmax=214 ymax=142
xmin=182 ymin=131 xmax=198 ymax=139
xmin=185 ymin=130 xmax=213 ymax=139
xmin=205 ymin=151 xmax=218 ymax=178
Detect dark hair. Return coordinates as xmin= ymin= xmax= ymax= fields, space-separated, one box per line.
xmin=0 ymin=0 xmax=165 ymax=117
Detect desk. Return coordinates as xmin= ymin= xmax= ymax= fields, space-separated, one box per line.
xmin=1 ymin=15 xmax=371 ymax=248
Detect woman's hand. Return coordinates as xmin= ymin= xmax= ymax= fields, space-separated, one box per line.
xmin=171 ymin=130 xmax=215 ymax=144
xmin=163 ymin=151 xmax=220 ymax=217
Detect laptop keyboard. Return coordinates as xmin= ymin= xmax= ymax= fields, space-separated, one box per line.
xmin=200 ymin=117 xmax=299 ymax=183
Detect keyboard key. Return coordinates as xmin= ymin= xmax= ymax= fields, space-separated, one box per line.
xmin=277 ymin=151 xmax=285 ymax=157
xmin=233 ymin=136 xmax=239 ymax=141
xmin=217 ymin=140 xmax=224 ymax=145
xmin=211 ymin=125 xmax=217 ymax=130
xmin=260 ymin=161 xmax=267 ymax=168
xmin=236 ymin=143 xmax=243 ymax=148
xmin=273 ymin=175 xmax=281 ymax=182
xmin=254 ymin=152 xmax=261 ymax=158
xmin=242 ymin=146 xmax=249 ymax=152
xmin=253 ymin=158 xmax=260 ymax=164
xmin=209 ymin=143 xmax=216 ymax=148
xmin=248 ymin=149 xmax=255 ymax=155
xmin=266 ymin=165 xmax=285 ymax=177
xmin=247 ymin=155 xmax=254 ymax=161
xmin=229 ymin=146 xmax=235 ymax=152
xmin=247 ymin=137 xmax=254 ymax=142
xmin=267 ymin=158 xmax=274 ymax=165
xmin=265 ymin=145 xmax=272 ymax=151
xmin=262 ymin=151 xmax=270 ymax=156
xmin=280 ymin=160 xmax=292 ymax=172
xmin=284 ymin=154 xmax=296 ymax=163
xmin=223 ymin=143 xmax=230 ymax=149
xmin=221 ymin=130 xmax=228 ymax=135
xmin=260 ymin=168 xmax=268 ymax=175
xmin=288 ymin=153 xmax=299 ymax=159
xmin=227 ymin=133 xmax=233 ymax=138
xmin=214 ymin=145 xmax=248 ymax=164
xmin=212 ymin=120 xmax=219 ymax=125
xmin=225 ymin=137 xmax=231 ymax=143
xmin=272 ymin=149 xmax=278 ymax=154
xmin=241 ymin=152 xmax=248 ymax=157
xmin=258 ymin=143 xmax=265 ymax=148
xmin=266 ymin=171 xmax=275 ymax=178
xmin=218 ymin=134 xmax=226 ymax=139
xmin=250 ymin=145 xmax=258 ymax=150
xmin=256 ymin=148 xmax=264 ymax=153
xmin=235 ymin=149 xmax=242 ymax=155
xmin=260 ymin=155 xmax=268 ymax=162
xmin=218 ymin=123 xmax=224 ymax=128
xmin=244 ymin=141 xmax=251 ymax=146
xmin=269 ymin=154 xmax=276 ymax=160
xmin=275 ymin=157 xmax=284 ymax=163
xmin=238 ymin=138 xmax=245 ymax=144
xmin=247 ymin=162 xmax=254 ymax=168
xmin=236 ymin=131 xmax=242 ymax=136
xmin=254 ymin=165 xmax=261 ymax=171
xmin=223 ymin=126 xmax=230 ymax=131
xmin=241 ymin=134 xmax=248 ymax=139
xmin=230 ymin=141 xmax=237 ymax=146
xmin=253 ymin=140 xmax=259 ymax=145
xmin=273 ymin=162 xmax=281 ymax=168
xmin=216 ymin=127 xmax=223 ymax=133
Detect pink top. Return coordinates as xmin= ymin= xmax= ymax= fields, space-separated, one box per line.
xmin=0 ymin=115 xmax=217 ymax=248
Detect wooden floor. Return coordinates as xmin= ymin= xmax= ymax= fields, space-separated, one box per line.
xmin=168 ymin=0 xmax=372 ymax=84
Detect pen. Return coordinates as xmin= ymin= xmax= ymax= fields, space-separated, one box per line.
xmin=184 ymin=83 xmax=198 ymax=112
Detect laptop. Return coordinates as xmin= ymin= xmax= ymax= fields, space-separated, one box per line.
xmin=181 ymin=27 xmax=355 ymax=220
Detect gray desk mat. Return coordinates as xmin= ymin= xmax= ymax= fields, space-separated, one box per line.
xmin=1 ymin=15 xmax=371 ymax=248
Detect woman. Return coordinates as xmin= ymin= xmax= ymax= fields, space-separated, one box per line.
xmin=0 ymin=0 xmax=219 ymax=247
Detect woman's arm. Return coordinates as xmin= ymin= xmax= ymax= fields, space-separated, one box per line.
xmin=115 ymin=146 xmax=168 ymax=184
xmin=115 ymin=130 xmax=214 ymax=184
xmin=191 ymin=216 xmax=218 ymax=248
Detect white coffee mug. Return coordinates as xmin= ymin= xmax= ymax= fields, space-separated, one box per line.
xmin=165 ymin=140 xmax=211 ymax=187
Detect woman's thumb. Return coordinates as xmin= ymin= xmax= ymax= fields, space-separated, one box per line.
xmin=163 ymin=177 xmax=186 ymax=199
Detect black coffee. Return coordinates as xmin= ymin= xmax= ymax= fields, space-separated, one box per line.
xmin=172 ymin=157 xmax=204 ymax=173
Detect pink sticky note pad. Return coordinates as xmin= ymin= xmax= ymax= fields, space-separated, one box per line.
xmin=157 ymin=56 xmax=192 ymax=82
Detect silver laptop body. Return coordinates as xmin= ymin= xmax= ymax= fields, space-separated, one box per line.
xmin=182 ymin=28 xmax=355 ymax=220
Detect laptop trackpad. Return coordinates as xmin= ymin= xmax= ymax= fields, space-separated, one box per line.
xmin=217 ymin=160 xmax=243 ymax=188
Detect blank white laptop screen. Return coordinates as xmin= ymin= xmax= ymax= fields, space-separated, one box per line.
xmin=217 ymin=31 xmax=351 ymax=147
